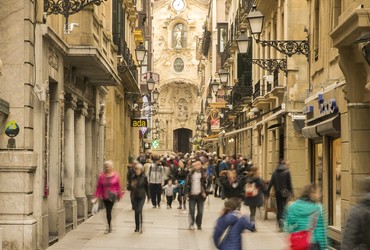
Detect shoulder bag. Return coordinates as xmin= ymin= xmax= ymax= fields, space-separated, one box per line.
xmin=289 ymin=208 xmax=320 ymax=250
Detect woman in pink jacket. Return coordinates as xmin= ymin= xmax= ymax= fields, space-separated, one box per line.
xmin=94 ymin=160 xmax=123 ymax=233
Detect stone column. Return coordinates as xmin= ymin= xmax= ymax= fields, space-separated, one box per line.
xmin=64 ymin=93 xmax=77 ymax=229
xmin=85 ymin=107 xmax=95 ymax=213
xmin=74 ymin=100 xmax=88 ymax=221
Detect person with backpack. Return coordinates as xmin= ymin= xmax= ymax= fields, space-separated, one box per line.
xmin=242 ymin=166 xmax=266 ymax=223
xmin=342 ymin=177 xmax=370 ymax=250
xmin=219 ymin=169 xmax=244 ymax=199
xmin=148 ymin=156 xmax=164 ymax=208
xmin=213 ymin=198 xmax=256 ymax=250
xmin=266 ymin=159 xmax=294 ymax=230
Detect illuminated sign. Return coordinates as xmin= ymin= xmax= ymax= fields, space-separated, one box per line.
xmin=131 ymin=119 xmax=148 ymax=127
xmin=152 ymin=139 xmax=159 ymax=149
xmin=318 ymin=94 xmax=338 ymax=115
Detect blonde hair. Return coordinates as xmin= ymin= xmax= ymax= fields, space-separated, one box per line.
xmin=104 ymin=160 xmax=113 ymax=173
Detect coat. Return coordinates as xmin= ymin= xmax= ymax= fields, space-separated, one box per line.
xmin=130 ymin=173 xmax=149 ymax=199
xmin=285 ymin=199 xmax=327 ymax=249
xmin=95 ymin=172 xmax=123 ymax=201
xmin=342 ymin=193 xmax=370 ymax=250
xmin=266 ymin=164 xmax=293 ymax=198
xmin=242 ymin=175 xmax=265 ymax=207
xmin=220 ymin=176 xmax=244 ymax=199
xmin=213 ymin=211 xmax=255 ymax=250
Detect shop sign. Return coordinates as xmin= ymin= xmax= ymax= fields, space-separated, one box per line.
xmin=318 ymin=94 xmax=338 ymax=115
xmin=210 ymin=109 xmax=220 ymax=131
xmin=302 ymin=105 xmax=313 ymax=114
xmin=209 ymin=102 xmax=227 ymax=108
xmin=131 ymin=119 xmax=147 ymax=127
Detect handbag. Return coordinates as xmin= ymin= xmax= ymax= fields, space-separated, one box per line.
xmin=280 ymin=188 xmax=290 ymax=198
xmin=289 ymin=230 xmax=311 ymax=250
xmin=107 ymin=191 xmax=118 ymax=202
xmin=289 ymin=208 xmax=320 ymax=250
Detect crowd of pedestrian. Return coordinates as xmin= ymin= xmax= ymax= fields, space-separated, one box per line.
xmin=91 ymin=152 xmax=370 ymax=250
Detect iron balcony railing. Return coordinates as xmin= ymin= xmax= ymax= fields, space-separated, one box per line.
xmin=119 ymin=41 xmax=138 ymax=82
xmin=231 ymin=73 xmax=253 ymax=105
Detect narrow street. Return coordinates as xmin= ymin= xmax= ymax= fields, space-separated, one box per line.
xmin=49 ymin=194 xmax=288 ymax=250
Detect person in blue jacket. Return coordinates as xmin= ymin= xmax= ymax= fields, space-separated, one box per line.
xmin=213 ymin=198 xmax=256 ymax=250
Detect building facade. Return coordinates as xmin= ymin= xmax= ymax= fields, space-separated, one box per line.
xmin=150 ymin=0 xmax=208 ymax=154
xmin=0 ymin=0 xmax=146 ymax=249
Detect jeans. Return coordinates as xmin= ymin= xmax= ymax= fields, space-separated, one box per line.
xmin=150 ymin=183 xmax=162 ymax=207
xmin=132 ymin=197 xmax=145 ymax=230
xmin=103 ymin=199 xmax=114 ymax=227
xmin=276 ymin=194 xmax=288 ymax=228
xmin=166 ymin=195 xmax=173 ymax=207
xmin=249 ymin=206 xmax=257 ymax=222
xmin=188 ymin=195 xmax=205 ymax=227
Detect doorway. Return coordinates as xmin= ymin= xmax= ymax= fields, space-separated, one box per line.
xmin=173 ymin=128 xmax=192 ymax=153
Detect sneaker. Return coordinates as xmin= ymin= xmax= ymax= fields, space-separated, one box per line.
xmin=152 ymin=205 xmax=156 ymax=208
xmin=188 ymin=225 xmax=195 ymax=230
xmin=139 ymin=228 xmax=143 ymax=234
xmin=167 ymin=205 xmax=170 ymax=209
xmin=177 ymin=206 xmax=182 ymax=209
xmin=134 ymin=228 xmax=139 ymax=232
xmin=197 ymin=225 xmax=202 ymax=230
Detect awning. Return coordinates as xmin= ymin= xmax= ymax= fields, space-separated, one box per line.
xmin=224 ymin=125 xmax=253 ymax=137
xmin=316 ymin=114 xmax=340 ymax=136
xmin=302 ymin=114 xmax=340 ymax=138
xmin=254 ymin=109 xmax=286 ymax=127
xmin=302 ymin=125 xmax=321 ymax=138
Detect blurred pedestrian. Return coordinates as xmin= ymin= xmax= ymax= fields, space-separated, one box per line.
xmin=148 ymin=156 xmax=164 ymax=208
xmin=94 ymin=160 xmax=123 ymax=234
xmin=342 ymin=176 xmax=370 ymax=250
xmin=130 ymin=163 xmax=149 ymax=233
xmin=285 ymin=183 xmax=327 ymax=250
xmin=163 ymin=179 xmax=177 ymax=209
xmin=213 ymin=198 xmax=256 ymax=250
xmin=266 ymin=159 xmax=294 ymax=230
xmin=242 ymin=166 xmax=266 ymax=223
xmin=219 ymin=170 xmax=243 ymax=199
xmin=185 ymin=160 xmax=207 ymax=230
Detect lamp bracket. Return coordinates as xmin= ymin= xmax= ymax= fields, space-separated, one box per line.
xmin=250 ymin=59 xmax=287 ymax=74
xmin=258 ymin=39 xmax=309 ymax=58
xmin=125 ymin=92 xmax=150 ymax=103
xmin=44 ymin=0 xmax=106 ymax=29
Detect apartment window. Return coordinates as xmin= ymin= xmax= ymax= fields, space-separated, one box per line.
xmin=332 ymin=0 xmax=341 ymax=28
xmin=314 ymin=0 xmax=320 ymax=61
xmin=112 ymin=0 xmax=125 ymax=55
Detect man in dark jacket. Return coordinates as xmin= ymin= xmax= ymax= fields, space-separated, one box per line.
xmin=342 ymin=177 xmax=370 ymax=250
xmin=266 ymin=159 xmax=294 ymax=230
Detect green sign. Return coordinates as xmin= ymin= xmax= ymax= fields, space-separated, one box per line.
xmin=131 ymin=119 xmax=147 ymax=127
xmin=152 ymin=139 xmax=159 ymax=149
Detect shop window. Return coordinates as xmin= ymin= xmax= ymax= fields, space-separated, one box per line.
xmin=330 ymin=138 xmax=341 ymax=228
xmin=312 ymin=142 xmax=323 ymax=200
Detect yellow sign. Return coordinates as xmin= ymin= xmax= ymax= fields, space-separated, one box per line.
xmin=209 ymin=102 xmax=227 ymax=108
xmin=131 ymin=119 xmax=147 ymax=127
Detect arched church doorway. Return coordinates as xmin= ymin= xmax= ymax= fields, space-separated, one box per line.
xmin=173 ymin=128 xmax=192 ymax=153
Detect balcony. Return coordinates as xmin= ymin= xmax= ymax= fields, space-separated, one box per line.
xmin=117 ymin=41 xmax=139 ymax=92
xmin=202 ymin=28 xmax=212 ymax=56
xmin=232 ymin=74 xmax=253 ymax=106
xmin=43 ymin=5 xmax=120 ymax=86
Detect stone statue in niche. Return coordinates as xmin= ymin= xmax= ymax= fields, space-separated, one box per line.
xmin=177 ymin=98 xmax=188 ymax=125
xmin=175 ymin=27 xmax=182 ymax=49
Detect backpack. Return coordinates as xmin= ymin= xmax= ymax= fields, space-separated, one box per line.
xmin=245 ymin=182 xmax=258 ymax=197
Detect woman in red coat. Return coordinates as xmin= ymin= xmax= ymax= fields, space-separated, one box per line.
xmin=94 ymin=160 xmax=123 ymax=233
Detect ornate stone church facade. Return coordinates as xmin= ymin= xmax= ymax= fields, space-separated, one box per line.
xmin=151 ymin=0 xmax=208 ymax=154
